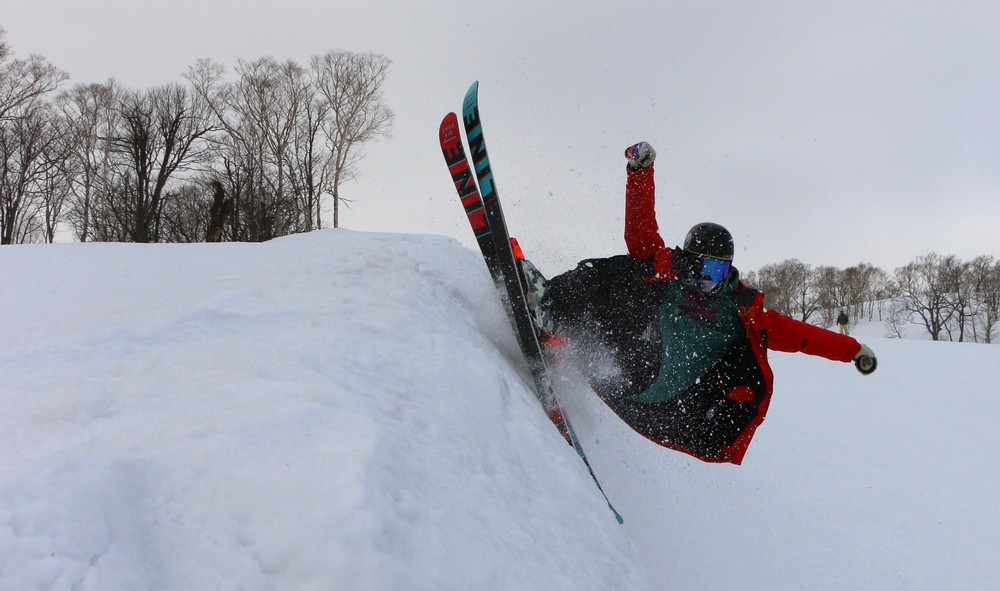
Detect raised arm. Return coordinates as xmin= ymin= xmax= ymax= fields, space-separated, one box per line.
xmin=623 ymin=142 xmax=679 ymax=278
xmin=624 ymin=165 xmax=665 ymax=260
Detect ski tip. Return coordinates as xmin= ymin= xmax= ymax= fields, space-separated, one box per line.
xmin=463 ymin=81 xmax=480 ymax=112
xmin=439 ymin=112 xmax=459 ymax=142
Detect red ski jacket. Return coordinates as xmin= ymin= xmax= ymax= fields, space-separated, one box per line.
xmin=621 ymin=165 xmax=862 ymax=463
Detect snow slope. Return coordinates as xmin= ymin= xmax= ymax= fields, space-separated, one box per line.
xmin=1 ymin=230 xmax=997 ymax=590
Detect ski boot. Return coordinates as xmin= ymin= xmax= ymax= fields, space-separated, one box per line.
xmin=510 ymin=238 xmax=567 ymax=349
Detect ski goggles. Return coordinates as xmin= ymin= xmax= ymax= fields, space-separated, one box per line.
xmin=698 ymin=257 xmax=732 ymax=284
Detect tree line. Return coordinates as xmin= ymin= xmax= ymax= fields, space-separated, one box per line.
xmin=744 ymin=253 xmax=1000 ymax=344
xmin=0 ymin=27 xmax=393 ymax=245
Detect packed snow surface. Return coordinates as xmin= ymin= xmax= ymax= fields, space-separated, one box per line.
xmin=2 ymin=229 xmax=997 ymax=590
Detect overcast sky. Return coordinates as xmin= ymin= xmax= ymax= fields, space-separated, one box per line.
xmin=5 ymin=1 xmax=999 ymax=274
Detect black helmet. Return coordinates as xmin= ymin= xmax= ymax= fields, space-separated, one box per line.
xmin=683 ymin=222 xmax=734 ymax=261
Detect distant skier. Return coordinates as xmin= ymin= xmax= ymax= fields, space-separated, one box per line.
xmin=522 ymin=141 xmax=877 ymax=464
xmin=837 ymin=309 xmax=850 ymax=335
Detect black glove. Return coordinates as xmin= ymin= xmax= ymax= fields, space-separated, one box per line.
xmin=854 ymin=344 xmax=877 ymax=375
xmin=671 ymin=250 xmax=701 ymax=280
xmin=625 ymin=142 xmax=656 ymax=170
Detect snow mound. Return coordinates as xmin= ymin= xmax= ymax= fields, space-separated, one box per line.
xmin=0 ymin=230 xmax=648 ymax=591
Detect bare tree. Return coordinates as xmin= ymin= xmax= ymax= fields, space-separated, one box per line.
xmin=0 ymin=34 xmax=68 ymax=123
xmin=188 ymin=52 xmax=393 ymax=238
xmin=288 ymin=73 xmax=334 ymax=231
xmin=983 ymin=259 xmax=1000 ymax=344
xmin=237 ymin=58 xmax=306 ymax=235
xmin=940 ymin=255 xmax=972 ymax=342
xmin=749 ymin=265 xmax=786 ymax=315
xmin=103 ymin=84 xmax=214 ymax=242
xmin=188 ymin=58 xmax=305 ymax=241
xmin=839 ymin=263 xmax=886 ymax=324
xmin=894 ymin=253 xmax=958 ymax=341
xmin=884 ymin=301 xmax=908 ymax=339
xmin=787 ymin=260 xmax=819 ymax=322
xmin=311 ymin=50 xmax=393 ymax=228
xmin=867 ymin=266 xmax=894 ymax=321
xmin=813 ymin=266 xmax=846 ymax=327
xmin=0 ymin=36 xmax=68 ymax=244
xmin=966 ymin=255 xmax=1000 ymax=344
xmin=0 ymin=101 xmax=66 ymax=243
xmin=753 ymin=259 xmax=816 ymax=320
xmin=36 ymin=117 xmax=73 ymax=242
xmin=57 ymin=81 xmax=120 ymax=241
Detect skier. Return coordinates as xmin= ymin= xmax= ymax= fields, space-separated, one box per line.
xmin=837 ymin=309 xmax=850 ymax=335
xmin=525 ymin=141 xmax=878 ymax=465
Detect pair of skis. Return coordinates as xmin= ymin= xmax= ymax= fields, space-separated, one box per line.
xmin=439 ymin=81 xmax=621 ymax=524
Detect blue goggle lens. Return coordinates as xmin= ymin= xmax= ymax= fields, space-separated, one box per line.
xmin=700 ymin=258 xmax=731 ymax=283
